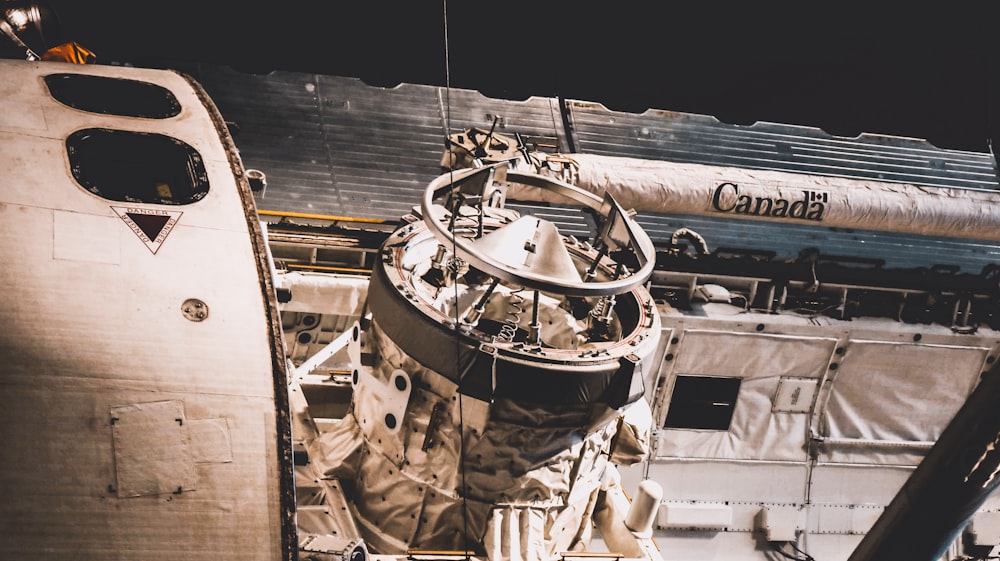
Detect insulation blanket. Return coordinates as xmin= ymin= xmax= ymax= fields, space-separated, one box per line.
xmin=276 ymin=272 xmax=368 ymax=315
xmin=820 ymin=340 xmax=988 ymax=465
xmin=316 ymin=320 xmax=651 ymax=559
xmin=510 ymin=153 xmax=1000 ymax=242
xmin=654 ymin=330 xmax=991 ymax=467
xmin=657 ymin=331 xmax=837 ymax=462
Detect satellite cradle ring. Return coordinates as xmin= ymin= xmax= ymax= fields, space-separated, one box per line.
xmin=420 ymin=165 xmax=657 ymax=298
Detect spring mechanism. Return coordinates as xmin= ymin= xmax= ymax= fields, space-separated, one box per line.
xmin=496 ymin=290 xmax=525 ymax=343
xmin=587 ymin=295 xmax=617 ymax=342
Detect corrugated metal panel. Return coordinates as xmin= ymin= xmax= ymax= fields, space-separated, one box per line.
xmin=565 ymin=101 xmax=997 ymax=191
xmin=175 ymin=63 xmax=1000 ymax=272
xmin=177 ymin=64 xmax=565 ymax=220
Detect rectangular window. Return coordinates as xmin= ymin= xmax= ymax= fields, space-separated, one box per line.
xmin=664 ymin=375 xmax=741 ymax=430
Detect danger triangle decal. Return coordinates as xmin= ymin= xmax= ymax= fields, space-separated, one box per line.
xmin=111 ymin=206 xmax=183 ymax=254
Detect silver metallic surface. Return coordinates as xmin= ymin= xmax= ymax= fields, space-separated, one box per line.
xmin=174 ymin=62 xmax=1000 ymax=273
xmin=181 ymin=298 xmax=209 ymax=322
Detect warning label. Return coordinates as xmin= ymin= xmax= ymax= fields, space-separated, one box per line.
xmin=111 ymin=206 xmax=182 ymax=254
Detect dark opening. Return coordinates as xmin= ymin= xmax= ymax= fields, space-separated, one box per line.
xmin=67 ymin=128 xmax=209 ymax=205
xmin=664 ymin=375 xmax=742 ymax=430
xmin=44 ymin=73 xmax=182 ymax=119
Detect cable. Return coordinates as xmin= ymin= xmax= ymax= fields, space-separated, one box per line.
xmin=440 ymin=2 xmax=472 ymax=558
xmin=770 ymin=542 xmax=816 ymax=561
xmin=789 ymin=542 xmax=816 ymax=561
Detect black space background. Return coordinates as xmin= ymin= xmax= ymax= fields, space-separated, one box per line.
xmin=38 ymin=2 xmax=1000 ymax=154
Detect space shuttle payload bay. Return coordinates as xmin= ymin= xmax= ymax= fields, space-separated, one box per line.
xmin=4 ymin=53 xmax=1000 ymax=561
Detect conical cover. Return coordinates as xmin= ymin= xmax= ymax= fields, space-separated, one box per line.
xmin=469 ymin=216 xmax=581 ymax=284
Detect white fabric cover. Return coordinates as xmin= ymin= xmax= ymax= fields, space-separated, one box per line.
xmin=820 ymin=340 xmax=989 ymax=465
xmin=658 ymin=331 xmax=838 ymax=462
xmin=316 ymin=320 xmax=653 ymax=559
xmin=277 ymin=272 xmax=368 ymax=315
xmin=511 ymin=153 xmax=1000 ymax=241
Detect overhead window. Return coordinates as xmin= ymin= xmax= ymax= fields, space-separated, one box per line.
xmin=44 ymin=73 xmax=182 ymax=119
xmin=664 ymin=375 xmax=742 ymax=430
xmin=67 ymin=128 xmax=209 ymax=205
